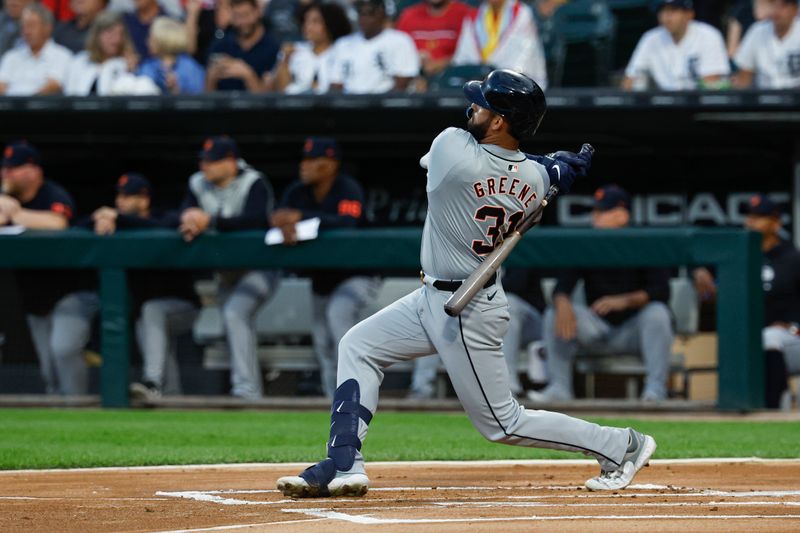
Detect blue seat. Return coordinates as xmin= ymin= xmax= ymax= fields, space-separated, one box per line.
xmin=550 ymin=0 xmax=617 ymax=86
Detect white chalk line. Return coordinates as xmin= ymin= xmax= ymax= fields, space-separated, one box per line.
xmin=3 ymin=457 xmax=799 ymax=475
xmin=0 ymin=496 xmax=170 ymax=501
xmin=154 ymin=517 xmax=328 ymax=533
xmin=282 ymin=509 xmax=800 ymax=524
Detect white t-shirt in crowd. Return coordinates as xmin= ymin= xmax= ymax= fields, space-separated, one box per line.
xmin=330 ymin=28 xmax=420 ymax=94
xmin=625 ymin=20 xmax=730 ymax=90
xmin=735 ymin=18 xmax=800 ymax=89
xmin=284 ymin=41 xmax=338 ymax=94
xmin=0 ymin=39 xmax=73 ymax=95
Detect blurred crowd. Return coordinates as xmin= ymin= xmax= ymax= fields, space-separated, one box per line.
xmin=1 ymin=136 xmax=798 ymax=406
xmin=0 ymin=0 xmax=797 ymax=96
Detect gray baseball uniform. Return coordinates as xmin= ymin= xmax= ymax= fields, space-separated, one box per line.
xmin=336 ymin=127 xmax=629 ymax=472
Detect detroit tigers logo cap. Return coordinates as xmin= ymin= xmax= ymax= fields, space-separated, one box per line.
xmin=594 ymin=184 xmax=631 ymax=212
xmin=117 ymin=172 xmax=151 ymax=196
xmin=199 ymin=136 xmax=239 ymax=162
xmin=655 ymin=0 xmax=693 ymax=11
xmin=2 ymin=142 xmax=41 ymax=168
xmin=746 ymin=194 xmax=780 ymax=217
xmin=302 ymin=137 xmax=341 ymax=160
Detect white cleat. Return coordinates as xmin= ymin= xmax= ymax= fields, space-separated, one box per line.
xmin=277 ymin=472 xmax=369 ymax=498
xmin=585 ymin=429 xmax=657 ymax=491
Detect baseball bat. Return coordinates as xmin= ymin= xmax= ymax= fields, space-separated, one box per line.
xmin=443 ymin=144 xmax=594 ymax=317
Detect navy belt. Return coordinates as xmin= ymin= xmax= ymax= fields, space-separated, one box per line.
xmin=422 ymin=271 xmax=497 ymax=292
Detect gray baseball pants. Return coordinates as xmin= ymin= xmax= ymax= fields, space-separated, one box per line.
xmin=543 ymin=302 xmax=674 ymax=400
xmin=26 ymin=291 xmax=99 ymax=395
xmin=764 ymin=326 xmax=800 ymax=374
xmin=312 ymin=276 xmax=382 ymax=398
xmin=408 ymin=291 xmax=542 ymax=397
xmin=136 ymin=297 xmax=199 ymax=394
xmin=218 ymin=270 xmax=280 ymax=399
xmin=338 ymin=280 xmax=629 ymax=471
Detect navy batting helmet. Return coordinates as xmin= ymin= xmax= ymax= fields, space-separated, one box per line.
xmin=463 ymin=69 xmax=547 ymax=140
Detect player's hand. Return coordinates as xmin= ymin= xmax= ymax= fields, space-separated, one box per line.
xmin=94 ymin=217 xmax=117 ymax=235
xmin=0 ymin=194 xmax=21 ymax=218
xmin=92 ymin=206 xmax=118 ymax=221
xmin=279 ymin=224 xmax=297 ymax=246
xmin=692 ymin=267 xmax=716 ymax=301
xmin=0 ymin=210 xmax=8 ymax=226
xmin=220 ymin=58 xmax=255 ymax=80
xmin=554 ymin=294 xmax=577 ymax=340
xmin=180 ymin=208 xmax=211 ymax=241
xmin=591 ymin=295 xmax=629 ymax=316
xmin=270 ymin=208 xmax=302 ymax=227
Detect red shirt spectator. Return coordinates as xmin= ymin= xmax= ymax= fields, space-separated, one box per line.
xmin=396 ymin=0 xmax=474 ymax=76
xmin=42 ymin=0 xmax=75 ymax=22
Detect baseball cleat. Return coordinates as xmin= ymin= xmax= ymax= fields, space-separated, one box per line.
xmin=584 ymin=428 xmax=656 ymax=491
xmin=277 ymin=472 xmax=369 ymax=498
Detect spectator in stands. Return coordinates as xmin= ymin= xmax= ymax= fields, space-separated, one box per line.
xmin=138 ymin=16 xmax=205 ymax=93
xmin=623 ymin=0 xmax=730 ymax=90
xmin=451 ymin=0 xmax=547 ymax=88
xmin=205 ymin=0 xmax=279 ymax=92
xmin=726 ymin=0 xmax=771 ymax=56
xmin=694 ymin=195 xmax=800 ymax=408
xmin=733 ymin=0 xmax=800 ymax=88
xmin=122 ymin=0 xmax=163 ymax=59
xmin=64 ymin=11 xmax=139 ymax=95
xmin=185 ymin=0 xmax=232 ymax=64
xmin=530 ymin=185 xmax=673 ymax=403
xmin=268 ymin=2 xmax=351 ymax=94
xmin=179 ymin=136 xmax=278 ymax=399
xmin=0 ymin=3 xmax=73 ymax=95
xmin=81 ymin=173 xmax=199 ymax=401
xmin=271 ymin=137 xmax=379 ymax=398
xmin=54 ymin=0 xmax=108 ymax=52
xmin=395 ymin=0 xmax=474 ymax=79
xmin=329 ymin=0 xmax=420 ymax=93
xmin=0 ymin=0 xmax=34 ymax=57
xmin=43 ymin=0 xmax=76 ymax=23
xmin=0 ymin=141 xmax=98 ymax=395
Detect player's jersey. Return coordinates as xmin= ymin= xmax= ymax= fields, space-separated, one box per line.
xmin=735 ymin=19 xmax=800 ymax=89
xmin=419 ymin=127 xmax=549 ymax=280
xmin=624 ymin=21 xmax=729 ymax=90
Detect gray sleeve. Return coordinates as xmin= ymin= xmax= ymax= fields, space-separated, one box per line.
xmin=424 ymin=127 xmax=477 ymax=190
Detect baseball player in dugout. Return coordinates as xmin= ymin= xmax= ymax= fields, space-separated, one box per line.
xmin=77 ymin=172 xmax=200 ymax=401
xmin=694 ymin=195 xmax=800 ymax=408
xmin=1 ymin=141 xmax=98 ymax=395
xmin=271 ymin=137 xmax=381 ymax=398
xmin=529 ymin=184 xmax=674 ymax=404
xmin=277 ymin=69 xmax=657 ymax=498
xmin=180 ymin=136 xmax=279 ymax=400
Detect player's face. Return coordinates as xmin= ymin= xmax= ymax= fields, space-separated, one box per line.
xmin=744 ymin=214 xmax=780 ymax=236
xmin=303 ymin=7 xmax=328 ymax=44
xmin=200 ymin=158 xmax=238 ymax=184
xmin=299 ymin=157 xmax=337 ymax=185
xmin=1 ymin=164 xmax=35 ymax=197
xmin=658 ymin=6 xmax=693 ymax=37
xmin=466 ymin=103 xmax=495 ymax=141
xmin=115 ymin=193 xmax=149 ymax=216
xmin=231 ymin=2 xmax=262 ymax=39
xmin=592 ymin=207 xmax=629 ymax=229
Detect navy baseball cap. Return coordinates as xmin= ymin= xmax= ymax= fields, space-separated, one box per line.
xmin=2 ymin=142 xmax=41 ymax=168
xmin=303 ymin=137 xmax=341 ymax=160
xmin=117 ymin=172 xmax=151 ymax=196
xmin=594 ymin=184 xmax=631 ymax=212
xmin=655 ymin=0 xmax=693 ymax=10
xmin=746 ymin=194 xmax=781 ymax=217
xmin=199 ymin=136 xmax=239 ymax=162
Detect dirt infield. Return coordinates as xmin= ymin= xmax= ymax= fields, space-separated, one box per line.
xmin=2 ymin=460 xmax=800 ymax=532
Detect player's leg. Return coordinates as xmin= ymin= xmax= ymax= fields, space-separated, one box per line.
xmin=630 ymin=302 xmax=673 ymax=400
xmin=503 ymin=293 xmax=541 ymax=395
xmin=49 ymin=291 xmax=99 ymax=395
xmin=221 ymin=271 xmax=279 ymax=399
xmin=407 ymin=355 xmax=440 ymax=399
xmin=535 ymin=303 xmax=609 ymax=400
xmin=311 ymin=292 xmax=336 ymax=398
xmin=26 ymin=313 xmax=57 ymax=394
xmin=763 ymin=326 xmax=800 ymax=408
xmin=423 ymin=285 xmax=654 ymax=490
xmin=277 ymin=288 xmax=436 ymax=498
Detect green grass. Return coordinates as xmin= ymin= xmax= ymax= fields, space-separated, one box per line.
xmin=0 ymin=409 xmax=798 ymax=470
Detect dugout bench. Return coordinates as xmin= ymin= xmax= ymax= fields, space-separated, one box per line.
xmin=0 ymin=227 xmax=763 ymax=410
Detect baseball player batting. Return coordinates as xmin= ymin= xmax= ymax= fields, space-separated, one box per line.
xmin=277 ymin=69 xmax=656 ymax=498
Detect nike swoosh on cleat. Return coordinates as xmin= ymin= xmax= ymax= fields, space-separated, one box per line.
xmin=487 ymin=291 xmax=497 ymax=301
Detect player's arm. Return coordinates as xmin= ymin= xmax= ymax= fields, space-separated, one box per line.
xmin=524 ymin=147 xmax=593 ymax=193
xmin=552 ymin=271 xmax=581 ymax=340
xmin=732 ymin=69 xmax=754 ymax=88
xmin=592 ymin=268 xmax=670 ymax=316
xmin=11 ymin=208 xmax=69 ymax=229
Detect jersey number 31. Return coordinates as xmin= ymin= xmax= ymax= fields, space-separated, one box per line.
xmin=471 ymin=205 xmax=524 ymax=255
